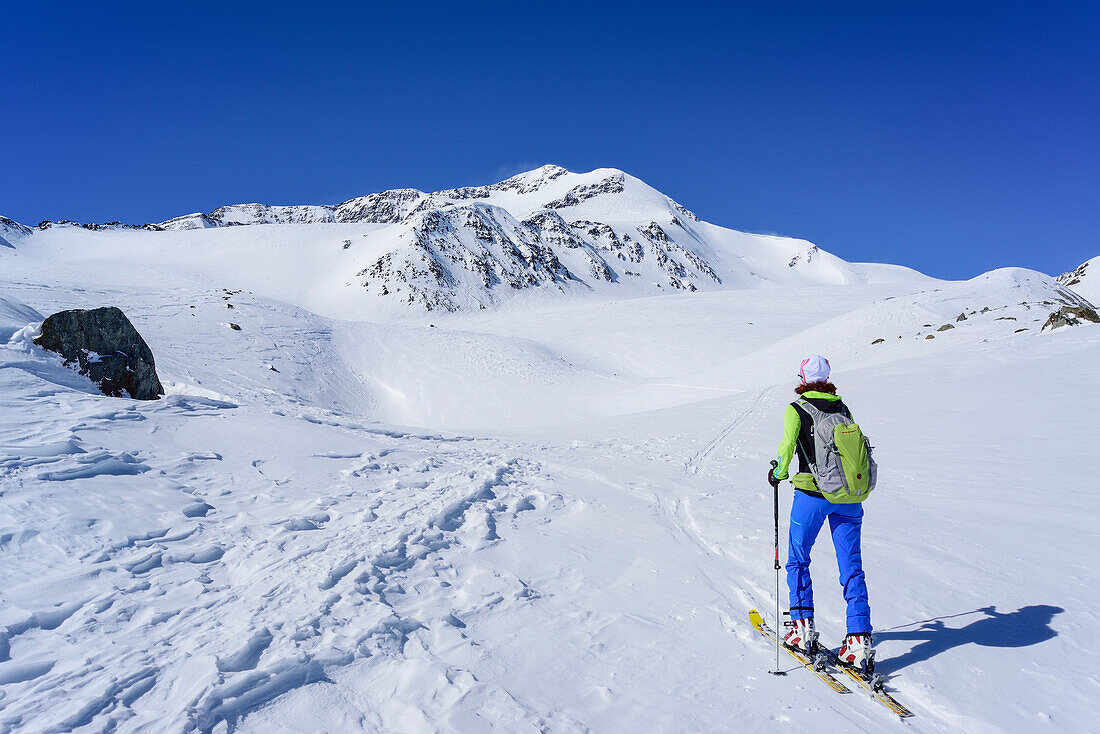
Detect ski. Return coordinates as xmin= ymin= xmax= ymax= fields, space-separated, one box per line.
xmin=748 ymin=610 xmax=850 ymax=694
xmin=820 ymin=648 xmax=914 ymax=718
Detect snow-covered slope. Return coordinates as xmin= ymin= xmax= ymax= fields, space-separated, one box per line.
xmin=0 ymin=217 xmax=31 ymax=250
xmin=1057 ymin=255 xmax=1100 ymax=305
xmin=5 ymin=166 xmax=928 ymax=317
xmin=2 ymin=173 xmax=1098 ymax=733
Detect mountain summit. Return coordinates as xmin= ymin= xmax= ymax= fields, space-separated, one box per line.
xmin=5 ymin=167 xmax=927 ymax=315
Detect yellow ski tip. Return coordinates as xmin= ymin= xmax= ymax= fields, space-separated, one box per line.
xmin=749 ymin=609 xmax=764 ymax=626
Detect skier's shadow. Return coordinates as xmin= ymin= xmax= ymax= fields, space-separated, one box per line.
xmin=875 ymin=604 xmax=1063 ymax=674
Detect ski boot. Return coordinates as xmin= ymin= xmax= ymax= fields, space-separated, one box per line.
xmin=783 ymin=617 xmax=819 ymax=656
xmin=838 ymin=633 xmax=875 ymax=676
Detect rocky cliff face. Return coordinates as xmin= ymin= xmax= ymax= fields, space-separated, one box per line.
xmin=351 ymin=207 xmax=727 ymax=311
xmin=356 ymin=204 xmax=574 ymax=311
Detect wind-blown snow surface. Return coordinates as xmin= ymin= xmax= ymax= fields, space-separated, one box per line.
xmin=2 ymin=178 xmax=1099 ymax=731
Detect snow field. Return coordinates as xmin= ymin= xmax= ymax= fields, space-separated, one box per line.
xmin=0 ymin=355 xmax=573 ymax=731
xmin=1 ymin=226 xmax=1098 ymax=731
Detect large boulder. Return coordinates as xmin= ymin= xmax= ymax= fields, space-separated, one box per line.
xmin=1042 ymin=304 xmax=1100 ymax=331
xmin=34 ymin=307 xmax=164 ymax=400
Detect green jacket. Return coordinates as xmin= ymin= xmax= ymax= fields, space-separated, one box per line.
xmin=773 ymin=391 xmax=847 ymax=493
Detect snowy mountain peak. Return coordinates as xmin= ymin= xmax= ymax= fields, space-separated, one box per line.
xmin=0 ymin=216 xmax=32 ymax=248
xmin=493 ymin=164 xmax=570 ymax=193
xmin=140 ymin=165 xmax=770 ymax=311
xmin=151 ymin=166 xmax=691 ymax=233
xmin=4 ymin=167 xmax=933 ymax=314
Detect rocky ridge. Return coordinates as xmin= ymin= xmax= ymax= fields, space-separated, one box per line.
xmin=1057 ymin=257 xmax=1099 ymax=306
xmin=1 ymin=165 xmax=929 ymax=313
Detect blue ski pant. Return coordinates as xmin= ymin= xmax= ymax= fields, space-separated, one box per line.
xmin=786 ymin=491 xmax=871 ymax=635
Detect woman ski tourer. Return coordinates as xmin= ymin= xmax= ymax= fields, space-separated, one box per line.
xmin=768 ymin=354 xmax=876 ymax=672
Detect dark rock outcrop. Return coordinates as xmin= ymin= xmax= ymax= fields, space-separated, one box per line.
xmin=1056 ymin=260 xmax=1090 ymax=289
xmin=1042 ymin=305 xmax=1100 ymax=331
xmin=34 ymin=307 xmax=164 ymax=400
xmin=544 ymin=173 xmax=626 ymax=209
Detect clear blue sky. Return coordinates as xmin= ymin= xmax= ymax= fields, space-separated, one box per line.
xmin=3 ymin=1 xmax=1096 ymax=279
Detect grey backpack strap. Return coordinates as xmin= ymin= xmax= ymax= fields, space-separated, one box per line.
xmin=795 ymin=398 xmax=824 ymax=472
xmin=795 ymin=398 xmax=825 ymax=424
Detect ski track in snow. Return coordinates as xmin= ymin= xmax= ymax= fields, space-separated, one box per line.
xmin=685 ymin=384 xmax=778 ymax=473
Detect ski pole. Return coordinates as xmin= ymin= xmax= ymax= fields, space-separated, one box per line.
xmin=769 ymin=460 xmax=786 ymax=676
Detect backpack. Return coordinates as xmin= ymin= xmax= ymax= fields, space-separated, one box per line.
xmin=796 ymin=398 xmax=877 ymax=503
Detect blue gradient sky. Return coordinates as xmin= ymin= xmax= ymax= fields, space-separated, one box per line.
xmin=2 ymin=2 xmax=1096 ymax=279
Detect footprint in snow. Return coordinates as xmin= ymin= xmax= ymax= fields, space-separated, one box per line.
xmin=0 ymin=658 xmax=56 ymax=685
xmin=169 ymin=546 xmax=224 ymax=564
xmin=318 ymin=558 xmax=360 ymax=590
xmin=182 ymin=501 xmax=214 ymax=518
xmin=216 ymin=627 xmax=273 ymax=672
xmin=281 ymin=513 xmax=330 ymax=531
xmin=122 ymin=551 xmax=163 ymax=575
